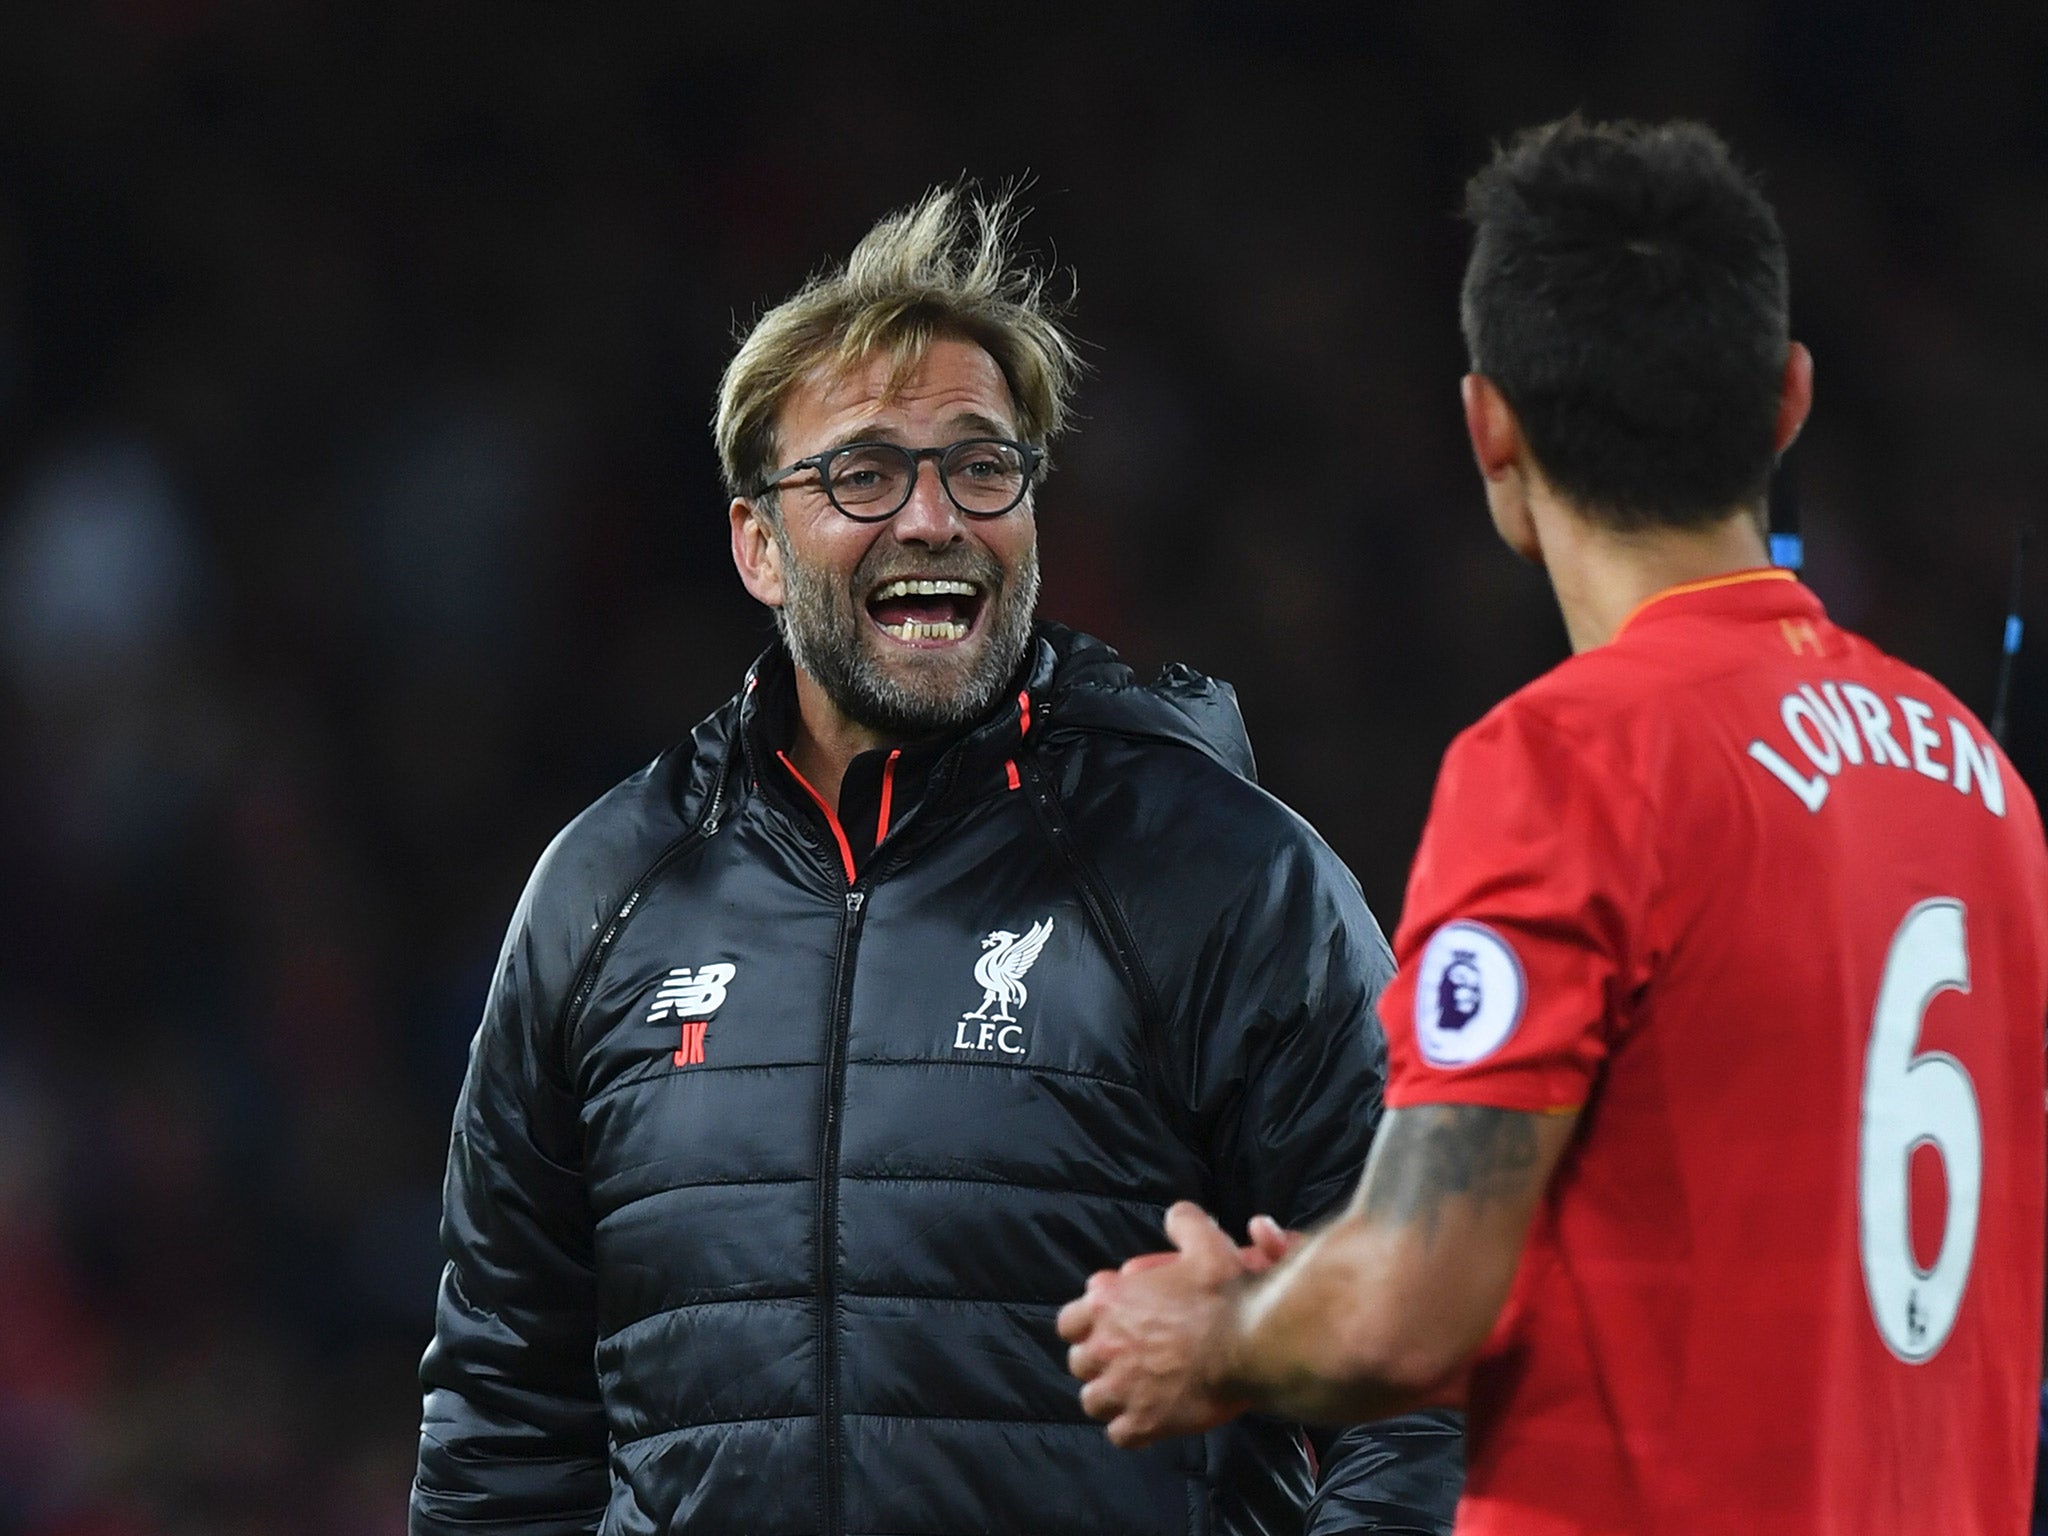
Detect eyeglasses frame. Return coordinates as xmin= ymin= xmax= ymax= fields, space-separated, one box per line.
xmin=755 ymin=437 xmax=1045 ymax=523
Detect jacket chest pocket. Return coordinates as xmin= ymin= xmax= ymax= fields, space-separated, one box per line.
xmin=845 ymin=887 xmax=1152 ymax=1085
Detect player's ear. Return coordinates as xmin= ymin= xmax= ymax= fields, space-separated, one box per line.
xmin=1773 ymin=342 xmax=1814 ymax=456
xmin=1463 ymin=374 xmax=1542 ymax=565
xmin=731 ymin=497 xmax=785 ymax=609
xmin=1462 ymin=373 xmax=1523 ymax=482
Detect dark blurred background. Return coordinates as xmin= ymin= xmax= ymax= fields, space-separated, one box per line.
xmin=2 ymin=3 xmax=2044 ymax=1532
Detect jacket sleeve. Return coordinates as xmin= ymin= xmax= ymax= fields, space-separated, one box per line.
xmin=411 ymin=851 xmax=609 ymax=1536
xmin=1304 ymin=1420 xmax=1465 ymax=1536
xmin=1186 ymin=828 xmax=1464 ymax=1536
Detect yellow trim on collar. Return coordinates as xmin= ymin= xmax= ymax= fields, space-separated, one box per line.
xmin=1615 ymin=566 xmax=1797 ymax=641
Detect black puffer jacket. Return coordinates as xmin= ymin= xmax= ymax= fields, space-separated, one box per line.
xmin=413 ymin=624 xmax=1462 ymax=1536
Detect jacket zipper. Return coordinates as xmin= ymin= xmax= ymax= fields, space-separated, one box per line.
xmin=818 ymin=883 xmax=867 ymax=1536
xmin=700 ymin=767 xmax=727 ymax=838
xmin=558 ymin=754 xmax=733 ymax=1052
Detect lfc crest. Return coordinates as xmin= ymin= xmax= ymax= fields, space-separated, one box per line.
xmin=953 ymin=918 xmax=1054 ymax=1055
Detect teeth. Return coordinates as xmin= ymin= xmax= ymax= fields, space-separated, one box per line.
xmin=880 ymin=620 xmax=969 ymax=642
xmin=873 ymin=578 xmax=978 ymax=602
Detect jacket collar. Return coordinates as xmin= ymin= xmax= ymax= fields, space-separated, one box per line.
xmin=699 ymin=622 xmax=1257 ymax=871
xmin=730 ymin=636 xmax=1054 ymax=868
xmin=742 ymin=633 xmax=1054 ymax=771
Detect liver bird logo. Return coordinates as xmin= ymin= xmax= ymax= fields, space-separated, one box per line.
xmin=965 ymin=918 xmax=1055 ymax=1022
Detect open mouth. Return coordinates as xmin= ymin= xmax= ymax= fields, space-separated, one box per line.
xmin=865 ymin=577 xmax=986 ymax=646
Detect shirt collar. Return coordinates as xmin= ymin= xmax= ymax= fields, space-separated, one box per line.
xmin=1612 ymin=566 xmax=1816 ymax=643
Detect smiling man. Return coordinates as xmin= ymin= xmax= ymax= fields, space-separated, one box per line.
xmin=728 ymin=333 xmax=1043 ymax=826
xmin=409 ymin=188 xmax=1462 ymax=1536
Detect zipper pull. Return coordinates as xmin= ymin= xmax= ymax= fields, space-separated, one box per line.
xmin=846 ymin=890 xmax=866 ymax=914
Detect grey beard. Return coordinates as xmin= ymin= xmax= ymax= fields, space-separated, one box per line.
xmin=774 ymin=531 xmax=1040 ymax=742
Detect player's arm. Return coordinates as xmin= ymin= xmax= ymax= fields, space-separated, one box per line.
xmin=1218 ymin=1100 xmax=1576 ymax=1423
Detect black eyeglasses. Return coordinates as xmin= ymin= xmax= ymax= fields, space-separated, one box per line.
xmin=757 ymin=437 xmax=1044 ymax=522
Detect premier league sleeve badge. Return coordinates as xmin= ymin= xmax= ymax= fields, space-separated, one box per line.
xmin=1414 ymin=920 xmax=1527 ymax=1067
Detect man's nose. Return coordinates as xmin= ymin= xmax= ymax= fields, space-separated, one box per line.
xmin=889 ymin=458 xmax=966 ymax=544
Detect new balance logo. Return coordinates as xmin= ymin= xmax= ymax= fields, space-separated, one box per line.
xmin=647 ymin=963 xmax=736 ymax=1068
xmin=648 ymin=964 xmax=736 ymax=1023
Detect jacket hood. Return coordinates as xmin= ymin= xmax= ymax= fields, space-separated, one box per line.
xmin=678 ymin=622 xmax=1259 ymax=835
xmin=1035 ymin=621 xmax=1258 ymax=784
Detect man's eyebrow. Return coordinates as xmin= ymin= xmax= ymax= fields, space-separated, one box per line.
xmin=811 ymin=414 xmax=1019 ymax=456
xmin=822 ymin=424 xmax=907 ymax=451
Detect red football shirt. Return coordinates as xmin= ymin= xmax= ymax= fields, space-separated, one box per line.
xmin=1380 ymin=570 xmax=2048 ymax=1536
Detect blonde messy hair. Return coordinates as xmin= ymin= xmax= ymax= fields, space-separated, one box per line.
xmin=714 ymin=184 xmax=1082 ymax=502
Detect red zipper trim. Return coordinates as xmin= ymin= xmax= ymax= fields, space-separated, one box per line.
xmin=775 ymin=749 xmax=856 ymax=885
xmin=876 ymin=748 xmax=901 ymax=847
xmin=1017 ymin=689 xmax=1033 ymax=736
xmin=1004 ymin=759 xmax=1021 ymax=791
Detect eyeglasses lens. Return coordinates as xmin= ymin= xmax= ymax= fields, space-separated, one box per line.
xmin=822 ymin=441 xmax=1029 ymax=517
xmin=940 ymin=440 xmax=1028 ymax=513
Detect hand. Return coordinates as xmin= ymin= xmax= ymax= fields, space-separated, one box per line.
xmin=1117 ymin=1214 xmax=1300 ymax=1278
xmin=1243 ymin=1214 xmax=1301 ymax=1273
xmin=1057 ymin=1202 xmax=1256 ymax=1449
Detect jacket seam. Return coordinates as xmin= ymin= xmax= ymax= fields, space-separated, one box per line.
xmin=836 ymin=1291 xmax=1065 ymax=1308
xmin=598 ymin=1292 xmax=813 ymax=1331
xmin=848 ymin=1057 xmax=1148 ymax=1090
xmin=553 ymin=830 xmax=699 ymax=1072
xmin=614 ymin=1411 xmax=1105 ymax=1455
xmin=595 ymin=1170 xmax=1169 ymax=1226
xmin=582 ymin=1054 xmax=1152 ymax=1113
xmin=554 ymin=747 xmax=734 ymax=1081
xmin=594 ymin=1176 xmax=810 ymax=1222
xmin=600 ymin=1291 xmax=1066 ymax=1331
xmin=837 ymin=1173 xmax=1168 ymax=1207
xmin=599 ymin=1293 xmax=1074 ymax=1353
xmin=409 ymin=1476 xmax=604 ymax=1530
xmin=1016 ymin=755 xmax=1191 ymax=1143
xmin=582 ymin=1060 xmax=808 ymax=1110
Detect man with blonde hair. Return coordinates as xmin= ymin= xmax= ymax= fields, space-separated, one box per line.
xmin=411 ymin=187 xmax=1460 ymax=1536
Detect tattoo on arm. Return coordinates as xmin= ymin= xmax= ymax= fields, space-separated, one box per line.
xmin=1359 ymin=1105 xmax=1542 ymax=1239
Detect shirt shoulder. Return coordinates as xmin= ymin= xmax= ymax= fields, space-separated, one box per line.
xmin=1381 ymin=629 xmax=1727 ymax=1113
xmin=1436 ymin=654 xmax=1660 ymax=828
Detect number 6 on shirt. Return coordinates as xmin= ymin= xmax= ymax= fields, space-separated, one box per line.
xmin=1857 ymin=898 xmax=1982 ymax=1363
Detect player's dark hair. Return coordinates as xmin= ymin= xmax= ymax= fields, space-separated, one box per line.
xmin=1461 ymin=116 xmax=1790 ymax=529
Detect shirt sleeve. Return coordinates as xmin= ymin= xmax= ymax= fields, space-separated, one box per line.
xmin=1380 ymin=700 xmax=1656 ymax=1114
